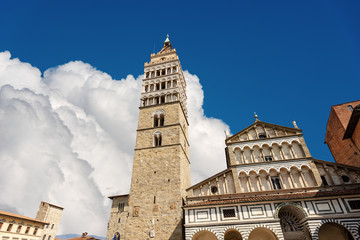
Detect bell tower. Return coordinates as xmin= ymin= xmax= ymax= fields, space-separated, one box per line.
xmin=123 ymin=35 xmax=190 ymax=240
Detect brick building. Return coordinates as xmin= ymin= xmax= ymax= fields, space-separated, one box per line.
xmin=325 ymin=100 xmax=360 ymax=167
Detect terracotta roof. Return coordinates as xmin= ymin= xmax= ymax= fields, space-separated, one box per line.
xmin=0 ymin=210 xmax=49 ymax=225
xmin=185 ymin=189 xmax=360 ymax=207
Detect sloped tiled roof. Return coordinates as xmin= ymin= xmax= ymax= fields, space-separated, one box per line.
xmin=0 ymin=210 xmax=49 ymax=224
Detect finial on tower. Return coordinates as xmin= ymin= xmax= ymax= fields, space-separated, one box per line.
xmin=292 ymin=120 xmax=299 ymax=129
xmin=164 ymin=34 xmax=170 ymax=43
xmin=254 ymin=112 xmax=260 ymax=122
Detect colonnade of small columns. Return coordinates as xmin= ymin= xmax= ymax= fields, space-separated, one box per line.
xmin=233 ymin=141 xmax=306 ymax=164
xmin=238 ymin=167 xmax=317 ymax=193
xmin=192 ymin=173 xmax=234 ymax=197
xmin=142 ymin=93 xmax=179 ymax=107
xmin=143 ymin=79 xmax=177 ymax=93
xmin=145 ymin=66 xmax=178 ymax=79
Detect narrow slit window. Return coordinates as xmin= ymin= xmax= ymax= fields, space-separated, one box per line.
xmin=159 ymin=114 xmax=165 ymax=126
xmin=321 ymin=175 xmax=328 ymax=186
xmin=154 ymin=115 xmax=159 ymax=127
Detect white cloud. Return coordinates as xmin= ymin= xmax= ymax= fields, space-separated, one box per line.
xmin=0 ymin=51 xmax=229 ymax=236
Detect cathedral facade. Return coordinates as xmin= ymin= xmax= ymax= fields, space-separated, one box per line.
xmin=106 ymin=37 xmax=360 ymax=240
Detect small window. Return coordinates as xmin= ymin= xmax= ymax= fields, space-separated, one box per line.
xmin=7 ymin=224 xmax=13 ymax=232
xmin=348 ymin=200 xmax=360 ymax=210
xmin=51 ymin=224 xmax=54 ymax=230
xmin=258 ymin=133 xmax=266 ymax=139
xmin=161 ymin=82 xmax=166 ymax=89
xmin=146 ymin=72 xmax=149 ymax=78
xmin=118 ymin=202 xmax=125 ymax=213
xmin=223 ymin=209 xmax=236 ymax=218
xmin=17 ymin=226 xmax=22 ymax=233
xmin=321 ymin=176 xmax=328 ymax=186
xmin=265 ymin=156 xmax=273 ymax=161
xmin=48 ymin=235 xmax=51 ymax=240
xmin=160 ymin=96 xmax=165 ymax=103
xmin=156 ymin=83 xmax=160 ymax=90
xmin=211 ymin=186 xmax=218 ymax=194
xmin=271 ymin=177 xmax=282 ymax=189
xmin=161 ymin=69 xmax=165 ymax=75
xmin=154 ymin=115 xmax=159 ymax=127
xmin=25 ymin=227 xmax=30 ymax=234
xmin=154 ymin=132 xmax=162 ymax=147
xmin=159 ymin=115 xmax=164 ymax=126
xmin=33 ymin=228 xmax=38 ymax=235
xmin=43 ymin=235 xmax=46 ymax=240
xmin=348 ymin=105 xmax=354 ymax=111
xmin=342 ymin=175 xmax=350 ymax=183
xmin=145 ymin=85 xmax=148 ymax=92
xmin=118 ymin=218 xmax=120 ymax=223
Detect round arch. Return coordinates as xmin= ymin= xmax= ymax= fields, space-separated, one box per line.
xmin=318 ymin=222 xmax=355 ymax=240
xmin=192 ymin=230 xmax=218 ymax=240
xmin=276 ymin=202 xmax=311 ymax=240
xmin=224 ymin=229 xmax=242 ymax=240
xmin=248 ymin=227 xmax=278 ymax=240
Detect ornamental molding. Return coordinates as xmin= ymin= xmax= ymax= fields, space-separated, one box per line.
xmin=141 ymin=89 xmax=179 ymax=99
xmin=236 ymin=159 xmax=311 ymax=175
xmin=145 ymin=61 xmax=178 ymax=70
xmin=231 ymin=135 xmax=301 ymax=151
xmin=143 ymin=75 xmax=179 ymax=84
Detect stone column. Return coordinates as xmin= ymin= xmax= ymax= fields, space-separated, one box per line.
xmin=250 ymin=149 xmax=255 ymax=163
xmin=257 ymin=175 xmax=263 ymax=191
xmin=223 ymin=174 xmax=229 ymax=194
xmin=279 ymin=146 xmax=286 ymax=160
xmin=247 ymin=176 xmax=253 ymax=192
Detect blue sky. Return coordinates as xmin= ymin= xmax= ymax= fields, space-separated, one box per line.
xmin=1 ymin=0 xmax=360 ymax=162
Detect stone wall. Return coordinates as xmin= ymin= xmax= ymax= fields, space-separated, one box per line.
xmin=36 ymin=202 xmax=63 ymax=240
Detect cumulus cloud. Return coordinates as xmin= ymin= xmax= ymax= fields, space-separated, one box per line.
xmin=0 ymin=51 xmax=229 ymax=236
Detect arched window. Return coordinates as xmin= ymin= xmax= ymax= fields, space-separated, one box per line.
xmin=159 ymin=114 xmax=165 ymax=126
xmin=154 ymin=115 xmax=159 ymax=127
xmin=154 ymin=132 xmax=162 ymax=147
xmin=153 ymin=110 xmax=165 ymax=127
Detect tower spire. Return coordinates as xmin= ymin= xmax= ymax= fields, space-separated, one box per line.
xmin=164 ymin=34 xmax=170 ymax=43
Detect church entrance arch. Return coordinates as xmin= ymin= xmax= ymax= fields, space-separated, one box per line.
xmin=248 ymin=227 xmax=278 ymax=240
xmin=192 ymin=230 xmax=218 ymax=240
xmin=277 ymin=203 xmax=311 ymax=240
xmin=224 ymin=229 xmax=242 ymax=240
xmin=318 ymin=222 xmax=354 ymax=240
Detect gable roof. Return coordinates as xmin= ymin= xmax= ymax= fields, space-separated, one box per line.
xmin=226 ymin=121 xmax=302 ymax=144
